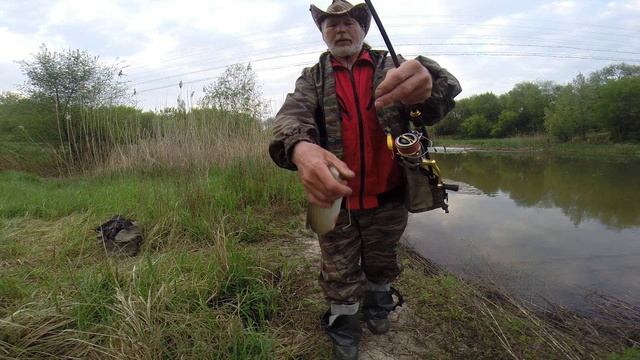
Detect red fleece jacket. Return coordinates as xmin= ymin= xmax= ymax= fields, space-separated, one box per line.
xmin=331 ymin=51 xmax=402 ymax=210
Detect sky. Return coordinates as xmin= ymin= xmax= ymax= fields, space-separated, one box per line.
xmin=1 ymin=0 xmax=639 ymax=114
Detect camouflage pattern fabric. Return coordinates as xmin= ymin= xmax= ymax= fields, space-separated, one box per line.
xmin=269 ymin=45 xmax=462 ymax=171
xmin=318 ymin=201 xmax=408 ymax=303
xmin=269 ymin=46 xmax=460 ymax=303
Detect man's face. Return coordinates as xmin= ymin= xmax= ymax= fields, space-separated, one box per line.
xmin=321 ymin=15 xmax=365 ymax=58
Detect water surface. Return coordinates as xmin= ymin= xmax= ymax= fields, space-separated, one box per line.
xmin=404 ymin=151 xmax=640 ymax=310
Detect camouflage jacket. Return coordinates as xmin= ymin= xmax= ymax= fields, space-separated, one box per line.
xmin=269 ymin=47 xmax=462 ymax=170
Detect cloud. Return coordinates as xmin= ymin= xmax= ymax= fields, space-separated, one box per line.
xmin=2 ymin=0 xmax=638 ymax=110
xmin=0 ymin=28 xmax=39 ymax=62
xmin=46 ymin=0 xmax=126 ymax=26
xmin=542 ymin=1 xmax=578 ymax=16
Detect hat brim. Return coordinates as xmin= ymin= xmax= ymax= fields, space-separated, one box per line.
xmin=310 ymin=3 xmax=371 ymax=34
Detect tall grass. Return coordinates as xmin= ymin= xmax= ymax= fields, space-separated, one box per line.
xmin=0 ymin=105 xmax=311 ymax=358
xmin=103 ymin=109 xmax=268 ymax=173
xmin=48 ymin=106 xmax=270 ymax=175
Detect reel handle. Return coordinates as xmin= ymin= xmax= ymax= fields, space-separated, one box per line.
xmin=443 ymin=184 xmax=459 ymax=192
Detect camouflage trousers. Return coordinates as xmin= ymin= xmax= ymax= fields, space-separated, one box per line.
xmin=318 ymin=201 xmax=408 ymax=303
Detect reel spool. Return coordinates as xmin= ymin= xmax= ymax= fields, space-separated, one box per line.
xmin=395 ymin=132 xmax=422 ymax=157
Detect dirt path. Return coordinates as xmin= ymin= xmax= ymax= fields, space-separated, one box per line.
xmin=300 ymin=233 xmax=429 ymax=359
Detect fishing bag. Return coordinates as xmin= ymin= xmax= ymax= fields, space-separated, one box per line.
xmin=95 ymin=215 xmax=143 ymax=256
xmin=400 ymin=154 xmax=449 ymax=213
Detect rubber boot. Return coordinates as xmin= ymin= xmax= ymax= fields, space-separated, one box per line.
xmin=322 ymin=304 xmax=362 ymax=360
xmin=362 ymin=284 xmax=402 ymax=335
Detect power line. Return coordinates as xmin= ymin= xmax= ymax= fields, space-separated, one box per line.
xmin=130 ymin=50 xmax=321 ymax=86
xmin=403 ymin=51 xmax=640 ymax=63
xmin=400 ymin=42 xmax=640 ymax=56
xmin=134 ymin=50 xmax=639 ymax=95
xmin=128 ymin=44 xmax=639 ymax=90
xmin=121 ymin=16 xmax=639 ymax=72
xmin=136 ymin=60 xmax=315 ymax=94
xmin=121 ymin=19 xmax=639 ymax=82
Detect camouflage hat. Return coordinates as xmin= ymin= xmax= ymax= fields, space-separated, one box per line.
xmin=310 ymin=0 xmax=371 ymax=34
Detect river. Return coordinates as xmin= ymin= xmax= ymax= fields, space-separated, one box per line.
xmin=404 ymin=150 xmax=640 ymax=311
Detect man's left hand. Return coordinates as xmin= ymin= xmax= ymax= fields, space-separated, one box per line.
xmin=374 ymin=59 xmax=432 ymax=109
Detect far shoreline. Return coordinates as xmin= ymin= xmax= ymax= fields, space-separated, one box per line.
xmin=430 ymin=136 xmax=640 ymax=158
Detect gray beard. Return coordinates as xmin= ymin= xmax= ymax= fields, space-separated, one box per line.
xmin=329 ymin=42 xmax=363 ymax=58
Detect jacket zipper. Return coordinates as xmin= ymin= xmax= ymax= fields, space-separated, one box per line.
xmin=348 ymin=70 xmax=366 ymax=210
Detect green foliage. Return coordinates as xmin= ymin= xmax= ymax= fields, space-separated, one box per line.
xmin=596 ymin=77 xmax=640 ymax=142
xmin=461 ymin=114 xmax=491 ymax=138
xmin=435 ymin=63 xmax=639 ymax=143
xmin=544 ymin=84 xmax=582 ymax=141
xmin=18 ymin=44 xmax=129 ymax=119
xmin=435 ymin=97 xmax=470 ymax=136
xmin=200 ymin=63 xmax=268 ymax=120
xmin=0 ymin=92 xmax=58 ymax=143
xmin=466 ymin=92 xmax=503 ymax=124
xmin=0 ymin=156 xmax=303 ymax=357
xmin=491 ymin=110 xmax=520 ymax=138
xmin=608 ymin=347 xmax=640 ymax=360
xmin=590 ymin=63 xmax=640 ymax=86
xmin=500 ymin=81 xmax=553 ymax=134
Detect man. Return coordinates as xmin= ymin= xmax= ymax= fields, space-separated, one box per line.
xmin=269 ymin=1 xmax=461 ymax=358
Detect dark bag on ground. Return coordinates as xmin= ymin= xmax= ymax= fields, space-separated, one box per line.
xmin=95 ymin=215 xmax=143 ymax=256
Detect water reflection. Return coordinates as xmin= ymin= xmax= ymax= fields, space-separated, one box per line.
xmin=439 ymin=152 xmax=640 ymax=229
xmin=405 ymin=152 xmax=640 ymax=309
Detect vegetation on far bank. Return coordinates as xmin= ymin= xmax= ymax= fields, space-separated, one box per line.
xmin=432 ymin=135 xmax=640 ymax=157
xmin=434 ymin=63 xmax=640 ymax=144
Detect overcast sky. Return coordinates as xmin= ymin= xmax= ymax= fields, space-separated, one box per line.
xmin=1 ymin=0 xmax=639 ymax=114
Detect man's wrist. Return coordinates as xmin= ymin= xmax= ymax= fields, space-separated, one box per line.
xmin=291 ymin=140 xmax=312 ymax=166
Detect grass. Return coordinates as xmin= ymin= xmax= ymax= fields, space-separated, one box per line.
xmin=3 ymin=165 xmax=639 ymax=358
xmin=0 ymin=160 xmax=308 ymax=358
xmin=1 ymin=107 xmax=639 ymax=358
xmin=0 ymin=141 xmax=57 ymax=176
xmin=397 ymin=249 xmax=640 ymax=360
xmin=0 ymin=108 xmax=311 ymax=357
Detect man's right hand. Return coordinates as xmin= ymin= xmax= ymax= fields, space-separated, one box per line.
xmin=292 ymin=141 xmax=355 ymax=208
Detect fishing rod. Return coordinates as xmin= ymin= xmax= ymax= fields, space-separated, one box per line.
xmin=364 ymin=0 xmax=459 ymax=213
xmin=363 ymin=0 xmax=401 ymax=67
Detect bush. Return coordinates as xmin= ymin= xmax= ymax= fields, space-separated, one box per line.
xmin=0 ymin=93 xmax=58 ymax=143
xmin=596 ymin=77 xmax=640 ymax=142
xmin=461 ymin=115 xmax=491 ymax=138
xmin=491 ymin=110 xmax=520 ymax=138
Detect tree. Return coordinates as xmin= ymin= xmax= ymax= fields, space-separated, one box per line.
xmin=18 ymin=44 xmax=129 ymax=121
xmin=596 ymin=77 xmax=640 ymax=142
xmin=200 ymin=63 xmax=267 ymax=120
xmin=491 ymin=110 xmax=520 ymax=138
xmin=466 ymin=92 xmax=503 ymax=124
xmin=434 ymin=97 xmax=470 ymax=136
xmin=588 ymin=63 xmax=640 ymax=86
xmin=544 ymin=74 xmax=602 ymax=141
xmin=461 ymin=114 xmax=491 ymax=138
xmin=544 ymin=85 xmax=580 ymax=141
xmin=501 ymin=82 xmax=555 ymax=134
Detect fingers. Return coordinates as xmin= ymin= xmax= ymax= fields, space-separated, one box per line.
xmin=327 ymin=155 xmax=355 ymax=180
xmin=302 ymin=166 xmax=349 ymax=207
xmin=374 ymin=60 xmax=433 ymax=109
xmin=314 ymin=163 xmax=351 ymax=194
xmin=292 ymin=141 xmax=354 ymax=206
xmin=374 ymin=67 xmax=409 ymax=102
xmin=308 ymin=191 xmax=332 ymax=208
